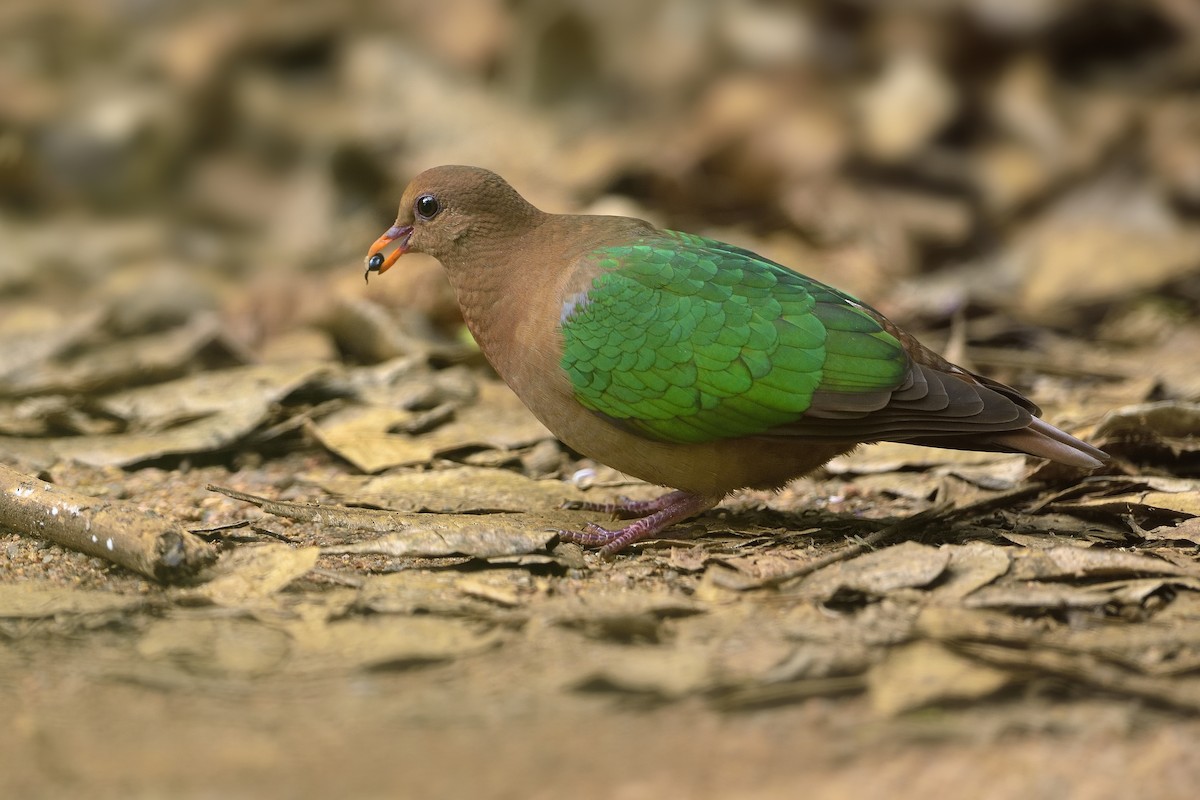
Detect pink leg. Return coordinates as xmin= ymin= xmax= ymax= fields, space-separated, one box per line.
xmin=563 ymin=490 xmax=692 ymax=518
xmin=559 ymin=491 xmax=721 ymax=556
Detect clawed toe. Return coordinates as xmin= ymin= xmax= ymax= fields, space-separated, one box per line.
xmin=557 ymin=491 xmax=722 ymax=555
xmin=559 ymin=495 xmax=642 ymax=518
xmin=555 ymin=525 xmax=620 ymax=549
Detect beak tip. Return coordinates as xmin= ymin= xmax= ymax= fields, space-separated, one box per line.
xmin=363 ymin=224 xmax=412 ymax=282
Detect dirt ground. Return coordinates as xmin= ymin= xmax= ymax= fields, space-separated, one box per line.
xmin=5 ymin=455 xmax=1200 ymax=800
xmin=3 ymin=1 xmax=1200 ymax=797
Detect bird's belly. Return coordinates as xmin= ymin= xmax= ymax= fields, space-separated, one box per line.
xmin=590 ymin=434 xmax=854 ymax=494
xmin=540 ymin=399 xmax=855 ymax=495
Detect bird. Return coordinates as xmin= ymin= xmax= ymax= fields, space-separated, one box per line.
xmin=364 ymin=165 xmax=1106 ymax=556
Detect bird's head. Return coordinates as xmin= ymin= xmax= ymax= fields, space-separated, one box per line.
xmin=364 ymin=165 xmax=539 ymax=282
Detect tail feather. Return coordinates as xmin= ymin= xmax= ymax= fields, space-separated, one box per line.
xmin=986 ymin=417 xmax=1108 ymax=469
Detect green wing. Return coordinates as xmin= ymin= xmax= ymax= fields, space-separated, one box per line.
xmin=559 ymin=231 xmax=909 ymax=444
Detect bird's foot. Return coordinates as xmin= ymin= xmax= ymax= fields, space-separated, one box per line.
xmin=562 ymin=490 xmax=692 ymax=518
xmin=558 ymin=491 xmax=720 ymax=556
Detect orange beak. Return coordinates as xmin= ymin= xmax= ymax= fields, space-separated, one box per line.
xmin=364 ymin=224 xmax=413 ymax=282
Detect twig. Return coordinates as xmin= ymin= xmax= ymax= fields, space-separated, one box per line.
xmin=0 ymin=464 xmax=217 ymax=583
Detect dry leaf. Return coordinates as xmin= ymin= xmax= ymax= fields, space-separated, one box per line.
xmin=289 ymin=615 xmax=500 ymax=671
xmin=573 ymin=645 xmax=715 ymax=699
xmin=794 ymin=541 xmax=951 ymax=600
xmin=197 ymin=545 xmax=320 ymax=606
xmin=867 ymin=640 xmax=1013 ymax=716
xmin=1008 ymin=546 xmax=1196 ymax=581
xmin=0 ymin=584 xmax=147 ymax=618
xmin=136 ymin=616 xmax=292 ymax=678
xmin=310 ymin=380 xmax=552 ymax=472
xmin=0 ymin=362 xmax=329 ymax=468
xmin=323 ymin=517 xmax=558 ymax=559
xmin=315 ymin=467 xmax=587 ymax=513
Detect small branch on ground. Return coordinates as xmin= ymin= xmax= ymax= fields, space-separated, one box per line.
xmin=0 ymin=464 xmax=218 ymax=583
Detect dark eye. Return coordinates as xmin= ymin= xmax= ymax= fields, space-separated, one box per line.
xmin=415 ymin=194 xmax=440 ymax=220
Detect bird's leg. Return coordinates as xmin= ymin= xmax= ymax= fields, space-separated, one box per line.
xmin=563 ymin=490 xmax=692 ymax=518
xmin=558 ymin=491 xmax=722 ymax=556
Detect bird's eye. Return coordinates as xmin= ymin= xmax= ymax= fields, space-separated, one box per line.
xmin=415 ymin=194 xmax=440 ymax=220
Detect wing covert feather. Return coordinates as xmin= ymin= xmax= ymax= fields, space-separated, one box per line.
xmin=560 ymin=231 xmax=909 ymax=444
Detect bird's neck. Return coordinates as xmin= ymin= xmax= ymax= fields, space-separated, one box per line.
xmin=442 ymin=214 xmax=654 ymax=388
xmin=439 ymin=220 xmax=559 ymax=381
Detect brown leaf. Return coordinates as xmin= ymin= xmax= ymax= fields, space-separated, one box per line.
xmin=966 ymin=583 xmax=1133 ymax=610
xmin=288 ymin=616 xmax=501 ymax=671
xmin=357 ymin=570 xmax=529 ymax=616
xmin=310 ymin=380 xmax=552 ymax=472
xmin=0 ymin=362 xmax=330 ymax=469
xmin=2 ymin=314 xmax=231 ymax=398
xmin=315 ymin=466 xmax=587 ymax=513
xmin=1008 ymin=546 xmax=1197 ymax=581
xmin=867 ymin=640 xmax=1013 ymax=716
xmin=928 ymin=542 xmax=1012 ymax=601
xmin=196 ymin=545 xmax=320 ymax=607
xmin=1017 ymin=179 xmax=1200 ymax=315
xmin=214 ymin=482 xmax=572 ymax=559
xmin=0 ymin=584 xmax=147 ymax=618
xmin=0 ymin=308 xmax=106 ymax=397
xmin=1142 ymin=518 xmax=1200 ymax=545
xmin=1095 ymin=403 xmax=1200 ymax=466
xmin=323 ymin=517 xmax=558 ymax=559
xmin=135 ymin=617 xmax=292 ymax=679
xmin=572 ymin=645 xmax=715 ymax=699
xmin=794 ymin=541 xmax=951 ymax=601
xmin=961 ymin=642 xmax=1200 ymax=713
xmin=542 ymin=588 xmax=703 ymax=643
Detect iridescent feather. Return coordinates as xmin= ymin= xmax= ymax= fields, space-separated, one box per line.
xmin=560 ymin=231 xmax=908 ymax=444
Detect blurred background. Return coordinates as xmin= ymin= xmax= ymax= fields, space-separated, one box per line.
xmin=3 ymin=0 xmax=1198 ymax=368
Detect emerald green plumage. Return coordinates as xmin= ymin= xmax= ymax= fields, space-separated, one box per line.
xmin=560 ymin=230 xmax=908 ymax=444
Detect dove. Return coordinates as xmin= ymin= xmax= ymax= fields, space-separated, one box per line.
xmin=366 ymin=166 xmax=1105 ymax=555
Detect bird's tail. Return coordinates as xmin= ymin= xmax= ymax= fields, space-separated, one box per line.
xmin=985 ymin=417 xmax=1108 ymax=469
